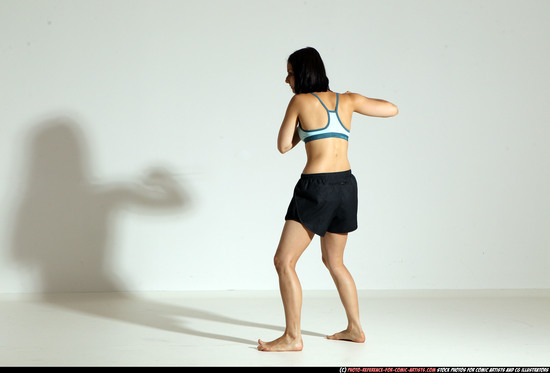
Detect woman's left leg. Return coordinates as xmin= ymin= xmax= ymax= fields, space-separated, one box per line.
xmin=321 ymin=231 xmax=365 ymax=343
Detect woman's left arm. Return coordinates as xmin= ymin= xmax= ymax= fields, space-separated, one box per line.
xmin=277 ymin=96 xmax=301 ymax=154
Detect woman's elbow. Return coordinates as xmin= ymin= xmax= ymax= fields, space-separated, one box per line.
xmin=278 ymin=138 xmax=295 ymax=153
xmin=381 ymin=100 xmax=398 ymax=117
xmin=380 ymin=103 xmax=398 ymax=118
xmin=390 ymin=104 xmax=399 ymax=117
xmin=278 ymin=144 xmax=291 ymax=154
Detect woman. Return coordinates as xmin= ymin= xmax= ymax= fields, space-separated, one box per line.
xmin=258 ymin=47 xmax=398 ymax=352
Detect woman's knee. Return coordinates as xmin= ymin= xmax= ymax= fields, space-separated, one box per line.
xmin=321 ymin=254 xmax=343 ymax=273
xmin=273 ymin=254 xmax=295 ymax=273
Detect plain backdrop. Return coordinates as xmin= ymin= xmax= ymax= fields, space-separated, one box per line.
xmin=1 ymin=0 xmax=549 ymax=293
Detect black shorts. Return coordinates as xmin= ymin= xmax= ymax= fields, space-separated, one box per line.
xmin=285 ymin=170 xmax=358 ymax=237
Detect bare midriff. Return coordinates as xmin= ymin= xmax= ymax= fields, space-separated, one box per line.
xmin=302 ymin=137 xmax=351 ymax=174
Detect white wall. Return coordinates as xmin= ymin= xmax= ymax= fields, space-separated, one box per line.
xmin=1 ymin=0 xmax=549 ymax=293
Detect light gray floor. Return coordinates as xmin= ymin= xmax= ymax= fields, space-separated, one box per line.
xmin=1 ymin=289 xmax=549 ymax=367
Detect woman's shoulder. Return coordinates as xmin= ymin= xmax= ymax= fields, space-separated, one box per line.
xmin=338 ymin=91 xmax=364 ymax=107
xmin=340 ymin=91 xmax=357 ymax=99
xmin=288 ymin=93 xmax=316 ymax=108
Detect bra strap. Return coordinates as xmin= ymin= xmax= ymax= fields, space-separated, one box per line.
xmin=311 ymin=92 xmax=338 ymax=112
xmin=310 ymin=93 xmax=330 ymax=112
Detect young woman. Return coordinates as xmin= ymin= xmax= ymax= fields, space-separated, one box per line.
xmin=257 ymin=47 xmax=398 ymax=352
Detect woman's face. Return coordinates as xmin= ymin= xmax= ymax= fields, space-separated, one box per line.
xmin=285 ymin=62 xmax=295 ymax=93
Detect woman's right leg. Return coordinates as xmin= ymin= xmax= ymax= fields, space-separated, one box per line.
xmin=258 ymin=220 xmax=314 ymax=351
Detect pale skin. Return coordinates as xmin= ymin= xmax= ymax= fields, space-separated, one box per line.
xmin=257 ymin=63 xmax=398 ymax=352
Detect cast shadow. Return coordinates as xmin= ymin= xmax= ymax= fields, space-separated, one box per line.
xmin=39 ymin=292 xmax=290 ymax=346
xmin=9 ymin=117 xmax=325 ymax=346
xmin=10 ymin=117 xmax=186 ymax=293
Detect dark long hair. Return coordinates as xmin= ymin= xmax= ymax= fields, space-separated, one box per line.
xmin=288 ymin=47 xmax=330 ymax=94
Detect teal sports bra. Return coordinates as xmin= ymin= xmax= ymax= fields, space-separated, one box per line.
xmin=298 ymin=93 xmax=350 ymax=143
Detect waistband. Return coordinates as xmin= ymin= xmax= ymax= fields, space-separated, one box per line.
xmin=300 ymin=169 xmax=352 ymax=182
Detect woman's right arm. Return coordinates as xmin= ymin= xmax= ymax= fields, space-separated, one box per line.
xmin=348 ymin=92 xmax=398 ymax=118
xmin=277 ymin=96 xmax=301 ymax=154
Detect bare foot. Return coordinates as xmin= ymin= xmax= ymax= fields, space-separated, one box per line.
xmin=257 ymin=334 xmax=303 ymax=352
xmin=327 ymin=328 xmax=365 ymax=343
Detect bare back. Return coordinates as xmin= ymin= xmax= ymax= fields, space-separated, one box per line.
xmin=297 ymin=91 xmax=354 ymax=174
xmin=277 ymin=89 xmax=397 ymax=169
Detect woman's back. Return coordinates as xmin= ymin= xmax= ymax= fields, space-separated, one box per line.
xmin=294 ymin=91 xmax=353 ymax=174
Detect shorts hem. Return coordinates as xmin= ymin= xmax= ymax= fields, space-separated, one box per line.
xmin=284 ymin=217 xmax=325 ymax=237
xmin=285 ymin=218 xmax=357 ymax=237
xmin=326 ymin=226 xmax=358 ymax=235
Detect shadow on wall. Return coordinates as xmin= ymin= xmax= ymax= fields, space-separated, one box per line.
xmin=8 ymin=117 xmax=326 ymax=346
xmin=10 ymin=117 xmax=187 ymax=292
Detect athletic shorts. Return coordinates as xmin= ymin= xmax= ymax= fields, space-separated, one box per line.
xmin=285 ymin=170 xmax=358 ymax=237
